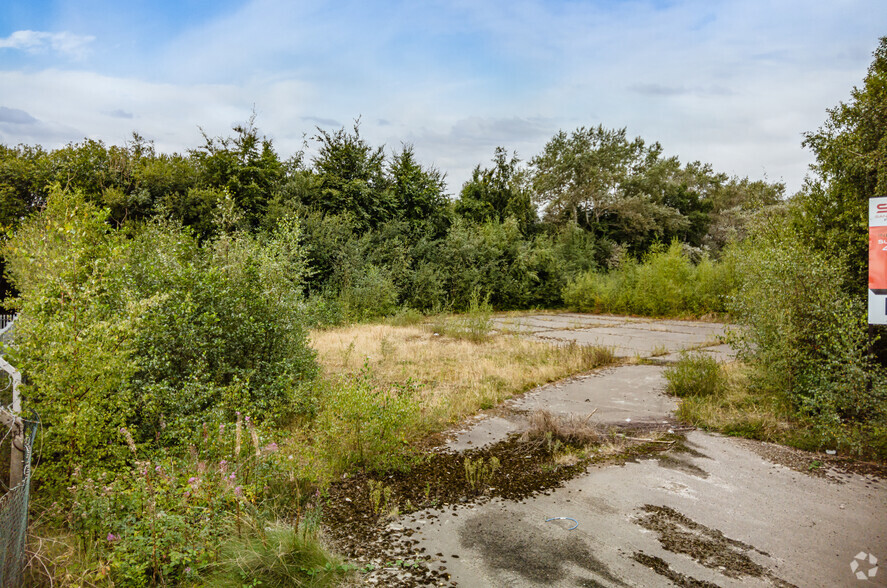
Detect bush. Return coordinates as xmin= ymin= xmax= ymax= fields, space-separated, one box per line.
xmin=338 ymin=264 xmax=399 ymax=321
xmin=3 ymin=187 xmax=318 ymax=489
xmin=664 ymin=353 xmax=726 ymax=398
xmin=728 ymin=209 xmax=887 ymax=454
xmin=314 ymin=365 xmax=420 ymax=473
xmin=300 ymin=291 xmax=346 ymax=328
xmin=563 ymin=241 xmax=733 ymax=317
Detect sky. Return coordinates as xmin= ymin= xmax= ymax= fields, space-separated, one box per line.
xmin=0 ymin=0 xmax=883 ymax=195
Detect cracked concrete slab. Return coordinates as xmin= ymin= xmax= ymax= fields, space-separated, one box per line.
xmin=405 ymin=431 xmax=887 ymax=587
xmin=446 ymin=365 xmax=675 ymax=451
xmin=510 ymin=365 xmax=675 ymax=426
xmin=493 ymin=313 xmax=733 ymax=362
xmin=402 ymin=314 xmax=885 ymax=587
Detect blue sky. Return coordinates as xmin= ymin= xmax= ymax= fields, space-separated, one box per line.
xmin=0 ymin=0 xmax=884 ymax=194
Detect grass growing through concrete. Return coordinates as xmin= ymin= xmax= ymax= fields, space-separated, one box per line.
xmin=311 ymin=322 xmax=616 ymax=434
xmin=666 ymin=354 xmax=794 ymax=443
xmin=663 ymin=354 xmax=887 ymax=459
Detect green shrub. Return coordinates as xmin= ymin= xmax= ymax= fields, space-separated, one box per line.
xmin=387 ymin=307 xmax=425 ymax=327
xmin=300 ymin=291 xmax=346 ymax=328
xmin=664 ymin=353 xmax=726 ymax=398
xmin=314 ymin=365 xmax=420 ymax=473
xmin=563 ymin=241 xmax=733 ymax=317
xmin=339 ymin=264 xmax=399 ymax=321
xmin=728 ymin=210 xmax=887 ymax=454
xmin=4 ymin=187 xmax=318 ymax=489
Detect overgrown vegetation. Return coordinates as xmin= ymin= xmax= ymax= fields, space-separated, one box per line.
xmin=563 ymin=241 xmax=735 ymax=317
xmin=0 ymin=113 xmax=781 ymax=320
xmin=311 ymin=322 xmax=616 ymax=428
xmin=658 ymin=39 xmax=887 ymax=460
xmin=2 ymin=37 xmax=886 ymax=586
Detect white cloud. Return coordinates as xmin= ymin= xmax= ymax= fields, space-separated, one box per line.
xmin=0 ymin=30 xmax=95 ymax=59
xmin=0 ymin=0 xmax=884 ymax=195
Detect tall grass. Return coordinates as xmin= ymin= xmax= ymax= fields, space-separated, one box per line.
xmin=206 ymin=520 xmax=352 ymax=588
xmin=310 ymin=323 xmax=616 ymax=432
xmin=428 ymin=289 xmax=493 ymax=342
xmin=562 ymin=241 xmax=735 ymax=317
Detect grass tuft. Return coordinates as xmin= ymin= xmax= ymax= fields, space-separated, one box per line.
xmin=664 ymin=352 xmax=725 ymax=398
xmin=206 ymin=519 xmax=352 ymax=588
xmin=524 ymin=410 xmax=604 ymax=446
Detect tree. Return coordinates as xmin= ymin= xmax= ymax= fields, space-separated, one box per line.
xmin=0 ymin=144 xmax=53 ymax=227
xmin=306 ymin=122 xmax=393 ymax=231
xmin=191 ymin=115 xmax=283 ymax=228
xmin=531 ymin=125 xmax=645 ymax=228
xmin=388 ymin=144 xmax=450 ymax=235
xmin=456 ymin=147 xmax=536 ymax=235
xmin=798 ymin=36 xmax=887 ymax=289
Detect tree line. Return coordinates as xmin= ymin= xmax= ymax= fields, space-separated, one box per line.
xmin=0 ymin=118 xmax=782 ymax=317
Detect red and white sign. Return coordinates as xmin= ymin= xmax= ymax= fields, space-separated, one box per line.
xmin=870 ymin=197 xmax=887 ymax=324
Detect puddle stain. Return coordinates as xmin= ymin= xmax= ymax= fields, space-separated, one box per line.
xmin=655 ymin=455 xmax=710 ymax=479
xmin=459 ymin=511 xmax=628 ymax=587
xmin=635 ymin=505 xmax=797 ymax=587
xmin=671 ymin=438 xmax=710 ymax=459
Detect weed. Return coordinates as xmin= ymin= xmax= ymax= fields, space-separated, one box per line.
xmin=463 ymin=456 xmax=500 ymax=494
xmin=524 ymin=410 xmax=603 ymax=446
xmin=368 ymin=480 xmax=393 ymax=516
xmin=428 ymin=289 xmax=493 ymax=342
xmin=650 ymin=344 xmax=670 ymax=358
xmin=386 ymin=307 xmax=425 ymax=327
xmin=664 ymin=353 xmax=725 ymax=398
xmin=314 ymin=364 xmax=420 ymax=473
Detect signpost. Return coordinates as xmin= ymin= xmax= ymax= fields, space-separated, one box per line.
xmin=870 ymin=197 xmax=887 ymax=325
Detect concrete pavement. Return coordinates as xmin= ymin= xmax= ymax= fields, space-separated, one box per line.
xmin=396 ymin=314 xmax=887 ymax=587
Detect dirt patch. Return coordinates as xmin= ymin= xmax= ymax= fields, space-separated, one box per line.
xmin=459 ymin=510 xmax=628 ymax=586
xmin=734 ymin=438 xmax=887 ymax=483
xmin=635 ymin=504 xmax=796 ymax=587
xmin=323 ymin=431 xmax=676 ymax=586
xmin=631 ymin=552 xmax=719 ymax=588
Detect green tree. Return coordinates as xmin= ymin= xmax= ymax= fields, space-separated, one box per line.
xmin=456 ymin=147 xmax=536 ymax=235
xmin=531 ymin=125 xmax=645 ymax=228
xmin=798 ymin=36 xmax=887 ymax=289
xmin=388 ymin=144 xmax=450 ymax=235
xmin=191 ymin=116 xmax=283 ymax=228
xmin=4 ymin=186 xmax=140 ymax=483
xmin=0 ymin=144 xmax=53 ymax=227
xmin=306 ymin=122 xmax=393 ymax=231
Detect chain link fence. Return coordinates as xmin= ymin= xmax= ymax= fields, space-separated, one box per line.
xmin=0 ymin=418 xmax=37 ymax=587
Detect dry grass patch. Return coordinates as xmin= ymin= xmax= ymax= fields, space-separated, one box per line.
xmin=310 ymin=323 xmax=615 ymax=432
xmin=524 ymin=409 xmax=604 ymax=446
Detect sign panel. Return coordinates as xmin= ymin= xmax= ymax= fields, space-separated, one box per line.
xmin=870 ymin=197 xmax=887 ymax=324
